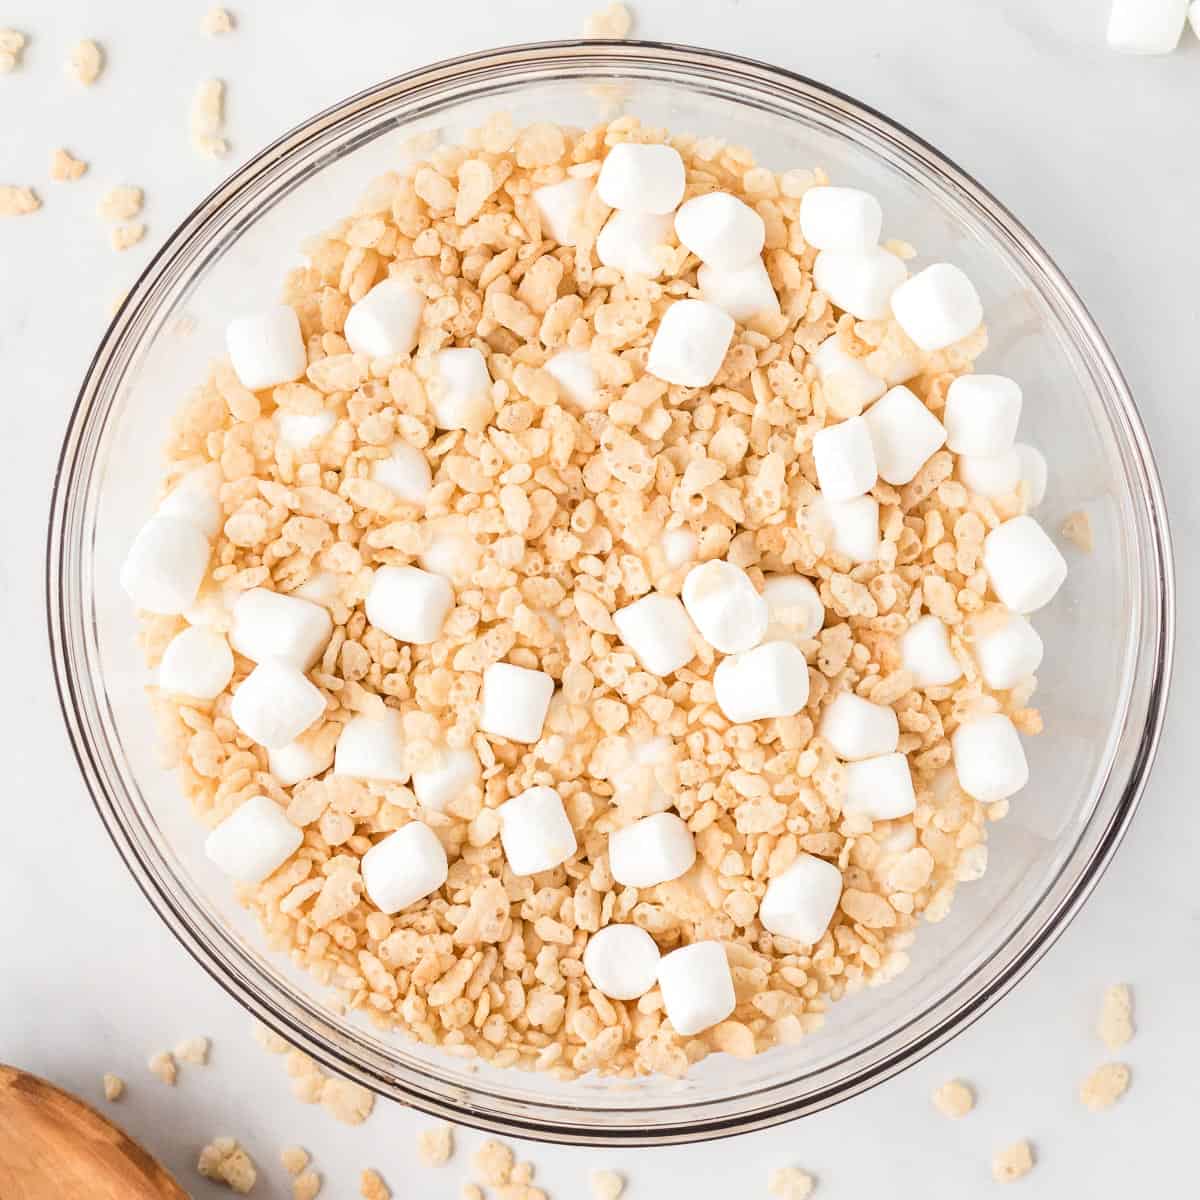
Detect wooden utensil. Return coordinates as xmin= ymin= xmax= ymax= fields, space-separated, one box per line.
xmin=0 ymin=1065 xmax=188 ymax=1200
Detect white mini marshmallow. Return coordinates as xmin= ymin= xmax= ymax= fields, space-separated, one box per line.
xmin=371 ymin=441 xmax=432 ymax=505
xmin=697 ymin=259 xmax=781 ymax=322
xmin=900 ymin=614 xmax=963 ymax=687
xmin=952 ymin=713 xmax=1029 ymax=801
xmin=480 ymin=661 xmax=555 ymax=743
xmin=799 ymin=186 xmax=883 ymax=251
xmin=982 ymin=516 xmax=1068 ymax=613
xmin=810 ymin=335 xmax=886 ymax=413
xmin=762 ymin=574 xmax=825 ymax=642
xmin=944 ymin=374 xmax=1023 ymax=457
xmin=657 ymin=941 xmax=735 ymax=1036
xmin=646 ymin=300 xmax=735 ymax=388
xmin=612 ymin=593 xmax=697 ymax=677
xmin=595 ymin=210 xmax=675 ymax=278
xmin=292 ymin=570 xmax=339 ymax=608
xmin=544 ymin=349 xmax=599 ymax=411
xmin=714 ymin=641 xmax=810 ymax=724
xmin=975 ymin=612 xmax=1044 ymax=689
xmin=499 ymin=785 xmax=577 ymax=875
xmin=661 ymin=526 xmax=699 ymax=569
xmin=843 ymin=753 xmax=916 ymax=820
xmin=343 ymin=278 xmax=424 ymax=359
xmin=891 ymin=264 xmax=983 ymax=352
xmin=958 ymin=447 xmax=1022 ymax=498
xmin=430 ymin=347 xmax=493 ymax=431
xmin=533 ymin=176 xmax=592 ymax=246
xmin=1015 ymin=443 xmax=1048 ymax=508
xmin=412 ymin=746 xmax=480 ymax=813
xmin=813 ymin=247 xmax=908 ymax=321
xmin=824 ymin=495 xmax=881 ymax=564
xmin=158 ymin=465 xmax=222 ymax=538
xmin=120 ymin=515 xmax=211 ymax=616
xmin=365 ymin=565 xmax=453 ymax=644
xmin=229 ymin=587 xmax=333 ymax=668
xmin=674 ymin=191 xmax=765 ymax=269
xmin=759 ymin=853 xmax=843 ymax=945
xmin=418 ymin=514 xmax=481 ymax=586
xmin=820 ymin=691 xmax=899 ymax=760
xmin=158 ymin=627 xmax=234 ymax=700
xmin=596 ymin=142 xmax=685 ymax=214
xmin=274 ymin=408 xmax=336 ymax=451
xmin=268 ymin=735 xmax=335 ymax=787
xmin=1107 ymin=0 xmax=1188 ymax=51
xmin=609 ymin=812 xmax=696 ymax=888
xmin=334 ymin=709 xmax=408 ymax=782
xmin=812 ymin=416 xmax=877 ymax=502
xmin=863 ymin=386 xmax=947 ymax=485
xmin=225 ymin=305 xmax=307 ymax=391
xmin=681 ymin=560 xmax=769 ymax=654
xmin=230 ymin=659 xmax=325 ymax=750
xmin=583 ymin=925 xmax=661 ymax=1001
xmin=361 ymin=822 xmax=448 ymax=914
xmin=204 ymin=795 xmax=302 ymax=884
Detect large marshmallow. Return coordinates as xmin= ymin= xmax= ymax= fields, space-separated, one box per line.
xmin=609 ymin=812 xmax=696 ymax=889
xmin=532 ymin=176 xmax=591 ymax=246
xmin=430 ymin=347 xmax=493 ymax=431
xmin=657 ymin=941 xmax=736 ymax=1036
xmin=498 ymin=785 xmax=577 ymax=875
xmin=759 ymin=854 xmax=843 ymax=944
xmin=697 ymin=259 xmax=781 ymax=323
xmin=343 ymin=279 xmax=424 ymax=360
xmin=159 ymin=465 xmax=223 ymax=538
xmin=762 ymin=574 xmax=825 ymax=642
xmin=418 ymin=514 xmax=481 ymax=586
xmin=813 ymin=247 xmax=908 ymax=321
xmin=204 ymin=795 xmax=302 ymax=884
xmin=596 ymin=142 xmax=685 ymax=214
xmin=334 ymin=709 xmax=409 ymax=782
xmin=812 ymin=416 xmax=877 ymax=502
xmin=900 ymin=614 xmax=962 ymax=687
xmin=229 ymin=587 xmax=333 ymax=668
xmin=646 ymin=300 xmax=734 ymax=388
xmin=583 ymin=924 xmax=661 ymax=1001
xmin=365 ymin=565 xmax=453 ymax=644
xmin=544 ymin=349 xmax=599 ymax=411
xmin=810 ymin=335 xmax=886 ymax=413
xmin=412 ymin=746 xmax=480 ymax=813
xmin=1107 ymin=0 xmax=1188 ymax=51
xmin=714 ymin=641 xmax=810 ymax=724
xmin=269 ymin=735 xmax=335 ymax=787
xmin=674 ymin=192 xmax=765 ymax=269
xmin=864 ymin=385 xmax=947 ymax=485
xmin=681 ymin=560 xmax=769 ymax=654
xmin=371 ymin=441 xmax=432 ymax=506
xmin=120 ymin=515 xmax=211 ymax=615
xmin=158 ymin=627 xmax=235 ymax=700
xmin=230 ymin=659 xmax=325 ymax=750
xmin=952 ymin=713 xmax=1028 ymax=802
xmin=480 ymin=662 xmax=555 ymax=743
xmin=843 ymin=752 xmax=916 ymax=820
xmin=958 ymin=447 xmax=1022 ymax=498
xmin=613 ymin=593 xmax=697 ymax=677
xmin=1015 ymin=443 xmax=1048 ymax=508
xmin=362 ymin=822 xmax=448 ymax=914
xmin=891 ymin=264 xmax=983 ymax=352
xmin=274 ymin=408 xmax=336 ymax=452
xmin=944 ymin=374 xmax=1022 ymax=457
xmin=821 ymin=691 xmax=899 ymax=760
xmin=982 ymin=516 xmax=1068 ymax=613
xmin=975 ymin=612 xmax=1044 ymax=689
xmin=225 ymin=306 xmax=307 ymax=392
xmin=595 ymin=211 xmax=675 ymax=278
xmin=799 ymin=187 xmax=883 ymax=252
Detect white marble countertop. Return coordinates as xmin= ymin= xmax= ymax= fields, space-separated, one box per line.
xmin=3 ymin=1 xmax=1198 ymax=1196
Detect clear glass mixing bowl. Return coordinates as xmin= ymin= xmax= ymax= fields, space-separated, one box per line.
xmin=46 ymin=42 xmax=1174 ymax=1145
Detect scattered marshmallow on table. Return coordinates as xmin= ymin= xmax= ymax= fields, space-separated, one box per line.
xmin=944 ymin=374 xmax=1022 ymax=457
xmin=809 ymin=334 xmax=886 ymax=414
xmin=596 ymin=142 xmax=685 ymax=214
xmin=583 ymin=925 xmax=661 ymax=1001
xmin=890 ymin=263 xmax=983 ymax=352
xmin=1015 ymin=443 xmax=1048 ymax=508
xmin=229 ymin=587 xmax=332 ymax=668
xmin=657 ymin=941 xmax=736 ymax=1036
xmin=532 ymin=176 xmax=591 ymax=246
xmin=863 ymin=385 xmax=947 ymax=485
xmin=983 ymin=515 xmax=1068 ymax=613
xmin=498 ymin=785 xmax=577 ymax=875
xmin=158 ymin=627 xmax=234 ymax=700
xmin=813 ymin=246 xmax=908 ymax=321
xmin=225 ymin=305 xmax=307 ymax=392
xmin=343 ymin=278 xmax=424 ymax=360
xmin=900 ymin=614 xmax=963 ymax=687
xmin=412 ymin=746 xmax=480 ymax=812
xmin=269 ymin=736 xmax=335 ymax=787
xmin=799 ymin=186 xmax=882 ymax=251
xmin=697 ymin=259 xmax=781 ymax=322
xmin=759 ymin=854 xmax=843 ymax=945
xmin=843 ymin=752 xmax=917 ymax=820
xmin=274 ymin=408 xmax=336 ymax=452
xmin=595 ymin=211 xmax=675 ymax=278
xmin=480 ymin=661 xmax=555 ymax=743
xmin=820 ymin=691 xmax=899 ymax=760
xmin=120 ymin=515 xmax=211 ymax=615
xmin=230 ymin=659 xmax=325 ymax=750
xmin=613 ymin=593 xmax=697 ymax=677
xmin=608 ymin=812 xmax=696 ymax=888
xmin=371 ymin=440 xmax=432 ymax=506
xmin=762 ymin=574 xmax=825 ymax=642
xmin=430 ymin=347 xmax=492 ymax=431
xmin=673 ymin=191 xmax=765 ymax=269
xmin=975 ymin=612 xmax=1044 ymax=689
xmin=958 ymin=447 xmax=1022 ymax=498
xmin=334 ymin=709 xmax=409 ymax=782
xmin=1107 ymin=0 xmax=1188 ymax=52
xmin=646 ymin=299 xmax=734 ymax=388
xmin=812 ymin=416 xmax=877 ymax=502
xmin=158 ymin=465 xmax=222 ymax=538
xmin=365 ymin=565 xmax=453 ymax=644
xmin=681 ymin=559 xmax=769 ymax=653
xmin=714 ymin=641 xmax=810 ymax=724
xmin=204 ymin=795 xmax=302 ymax=884
xmin=952 ymin=713 xmax=1029 ymax=801
xmin=543 ymin=349 xmax=599 ymax=411
xmin=361 ymin=821 xmax=448 ymax=914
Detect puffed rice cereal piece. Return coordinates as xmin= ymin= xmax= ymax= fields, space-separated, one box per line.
xmin=0 ymin=28 xmax=26 ymax=72
xmin=293 ymin=1172 xmax=322 ymax=1200
xmin=198 ymin=1137 xmax=257 ymax=1194
xmin=584 ymin=3 xmax=633 ymax=37
xmin=360 ymin=1168 xmax=390 ymax=1200
xmin=931 ymin=1078 xmax=974 ymax=1118
xmin=768 ymin=1166 xmax=815 ymax=1200
xmin=98 ymin=185 xmax=142 ymax=221
xmin=590 ymin=1170 xmax=624 ymax=1200
xmin=148 ymin=1051 xmax=177 ymax=1085
xmin=1097 ymin=983 xmax=1134 ymax=1051
xmin=67 ymin=39 xmax=103 ymax=85
xmin=281 ymin=1146 xmax=309 ymax=1175
xmin=175 ymin=1036 xmax=210 ymax=1064
xmin=203 ymin=7 xmax=236 ymax=34
xmin=1079 ymin=1062 xmax=1130 ymax=1111
xmin=51 ymin=148 xmax=88 ymax=181
xmin=102 ymin=1073 xmax=124 ymax=1102
xmin=0 ymin=186 xmax=39 ymax=216
xmin=417 ymin=1124 xmax=455 ymax=1166
xmin=991 ymin=1140 xmax=1034 ymax=1183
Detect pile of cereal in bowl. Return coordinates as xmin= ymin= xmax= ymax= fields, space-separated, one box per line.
xmin=121 ymin=113 xmax=1067 ymax=1079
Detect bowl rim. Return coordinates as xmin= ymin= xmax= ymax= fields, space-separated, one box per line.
xmin=46 ymin=39 xmax=1176 ymax=1145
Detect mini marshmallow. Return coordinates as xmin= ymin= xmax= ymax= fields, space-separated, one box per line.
xmin=843 ymin=753 xmax=916 ymax=820
xmin=810 ymin=335 xmax=886 ymax=413
xmin=813 ymin=246 xmax=908 ymax=321
xmin=158 ymin=465 xmax=222 ymax=538
xmin=412 ymin=746 xmax=480 ymax=813
xmin=230 ymin=659 xmax=325 ymax=750
xmin=229 ymin=587 xmax=332 ymax=668
xmin=759 ymin=854 xmax=843 ymax=945
xmin=595 ymin=211 xmax=675 ymax=278
xmin=274 ymin=408 xmax=336 ymax=452
xmin=480 ymin=661 xmax=555 ymax=743
xmin=646 ymin=299 xmax=735 ymax=388
xmin=371 ymin=440 xmax=432 ymax=505
xmin=900 ymin=614 xmax=963 ymax=687
xmin=1015 ymin=443 xmax=1048 ymax=508
xmin=343 ymin=278 xmax=424 ymax=359
xmin=657 ymin=941 xmax=735 ymax=1036
xmin=204 ymin=795 xmax=302 ymax=884
xmin=697 ymin=259 xmax=781 ymax=322
xmin=824 ymin=495 xmax=881 ymax=564
xmin=944 ymin=374 xmax=1023 ymax=457
xmin=225 ymin=305 xmax=307 ymax=392
xmin=681 ymin=560 xmax=769 ymax=654
xmin=890 ymin=264 xmax=983 ymax=352
xmin=674 ymin=191 xmax=765 ymax=269
xmin=812 ymin=416 xmax=877 ymax=502
xmin=660 ymin=526 xmax=698 ymax=569
xmin=361 ymin=821 xmax=448 ymax=914
xmin=292 ymin=570 xmax=339 ymax=608
xmin=269 ymin=736 xmax=335 ymax=787
xmin=613 ymin=593 xmax=697 ymax=677
xmin=583 ymin=925 xmax=661 ymax=1001
xmin=799 ymin=186 xmax=883 ymax=252
xmin=863 ymin=386 xmax=947 ymax=485
xmin=820 ymin=691 xmax=899 ymax=760
xmin=1107 ymin=0 xmax=1188 ymax=51
xmin=952 ymin=713 xmax=1029 ymax=801
xmin=365 ymin=565 xmax=453 ymax=644
xmin=958 ymin=447 xmax=1022 ymax=498
xmin=975 ymin=612 xmax=1044 ymax=689
xmin=596 ymin=142 xmax=685 ymax=214
xmin=609 ymin=812 xmax=696 ymax=888
xmin=498 ymin=785 xmax=577 ymax=875
xmin=418 ymin=514 xmax=481 ymax=586
xmin=982 ymin=516 xmax=1068 ymax=613
xmin=544 ymin=349 xmax=599 ymax=411
xmin=532 ymin=176 xmax=591 ymax=246
xmin=334 ymin=709 xmax=409 ymax=782
xmin=762 ymin=574 xmax=825 ymax=642
xmin=714 ymin=641 xmax=810 ymax=724
xmin=158 ymin=627 xmax=234 ymax=699
xmin=430 ymin=347 xmax=492 ymax=431
xmin=120 ymin=515 xmax=211 ymax=615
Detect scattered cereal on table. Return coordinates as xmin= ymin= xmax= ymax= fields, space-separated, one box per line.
xmin=473 ymin=1140 xmax=515 ymax=1187
xmin=461 ymin=1186 xmax=483 ymax=1200
xmin=198 ymin=1137 xmax=258 ymax=1194
xmin=991 ymin=1140 xmax=1034 ymax=1183
xmin=1060 ymin=510 xmax=1093 ymax=552
xmin=510 ymin=1161 xmax=535 ymax=1185
xmin=1079 ymin=1062 xmax=1130 ymax=1111
xmin=0 ymin=186 xmax=39 ymax=216
xmin=191 ymin=78 xmax=229 ymax=157
xmin=768 ymin=1166 xmax=815 ymax=1200
xmin=281 ymin=1146 xmax=310 ymax=1175
xmin=202 ymin=7 xmax=236 ymax=34
xmin=360 ymin=1168 xmax=390 ymax=1200
xmin=1097 ymin=983 xmax=1134 ymax=1050
xmin=584 ymin=3 xmax=633 ymax=37
xmin=321 ymin=1076 xmax=375 ymax=1125
xmin=102 ymin=1073 xmax=124 ymax=1102
xmin=175 ymin=1036 xmax=211 ymax=1064
xmin=50 ymin=148 xmax=88 ymax=181
xmin=111 ymin=222 xmax=147 ymax=252
xmin=67 ymin=39 xmax=103 ymax=86
xmin=931 ymin=1078 xmax=975 ymax=1118
xmin=590 ymin=1168 xmax=625 ymax=1200
xmin=293 ymin=1171 xmax=322 ymax=1200
xmin=148 ymin=1051 xmax=177 ymax=1085
xmin=98 ymin=185 xmax=142 ymax=221
xmin=417 ymin=1123 xmax=455 ymax=1166
xmin=0 ymin=28 xmax=26 ymax=72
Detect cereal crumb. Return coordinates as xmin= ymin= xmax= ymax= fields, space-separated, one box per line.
xmin=1061 ymin=510 xmax=1093 ymax=553
xmin=931 ymin=1078 xmax=975 ymax=1118
xmin=203 ymin=7 xmax=236 ymax=34
xmin=98 ymin=185 xmax=143 ymax=221
xmin=768 ymin=1166 xmax=814 ymax=1200
xmin=584 ymin=3 xmax=633 ymax=37
xmin=461 ymin=1187 xmax=483 ymax=1200
xmin=473 ymin=1140 xmax=515 ymax=1186
xmin=991 ymin=1140 xmax=1034 ymax=1183
xmin=320 ymin=1076 xmax=375 ymax=1126
xmin=360 ymin=1168 xmax=390 ymax=1200
xmin=175 ymin=1036 xmax=210 ymax=1064
xmin=68 ymin=39 xmax=104 ymax=86
xmin=102 ymin=1073 xmax=124 ymax=1102
xmin=281 ymin=1146 xmax=310 ymax=1175
xmin=590 ymin=1169 xmax=625 ymax=1200
xmin=50 ymin=148 xmax=88 ymax=181
xmin=1079 ymin=1062 xmax=1130 ymax=1111
xmin=293 ymin=1172 xmax=321 ymax=1200
xmin=198 ymin=1137 xmax=258 ymax=1193
xmin=148 ymin=1051 xmax=177 ymax=1085
xmin=0 ymin=185 xmax=39 ymax=216
xmin=1097 ymin=983 xmax=1134 ymax=1050
xmin=417 ymin=1124 xmax=454 ymax=1166
xmin=191 ymin=79 xmax=229 ymax=157
xmin=0 ymin=28 xmax=26 ymax=72
xmin=252 ymin=1020 xmax=290 ymax=1054
xmin=111 ymin=222 xmax=147 ymax=252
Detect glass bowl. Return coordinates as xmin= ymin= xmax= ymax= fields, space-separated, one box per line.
xmin=47 ymin=41 xmax=1174 ymax=1145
